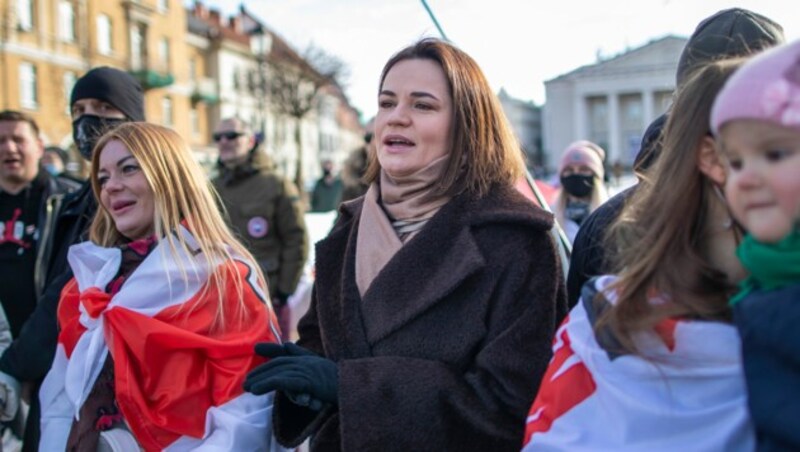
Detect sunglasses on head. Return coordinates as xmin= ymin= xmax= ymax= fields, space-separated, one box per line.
xmin=213 ymin=131 xmax=245 ymax=142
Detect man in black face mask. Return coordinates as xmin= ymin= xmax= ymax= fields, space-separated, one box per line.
xmin=0 ymin=66 xmax=144 ymax=451
xmin=70 ymin=67 xmax=145 ymax=160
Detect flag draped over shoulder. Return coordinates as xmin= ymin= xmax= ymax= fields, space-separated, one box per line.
xmin=522 ymin=275 xmax=754 ymax=452
xmin=40 ymin=227 xmax=284 ymax=451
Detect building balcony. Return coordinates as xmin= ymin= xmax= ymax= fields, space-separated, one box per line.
xmin=191 ymin=78 xmax=219 ymax=104
xmin=128 ymin=62 xmax=174 ymax=90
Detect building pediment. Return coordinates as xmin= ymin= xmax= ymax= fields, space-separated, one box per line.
xmin=548 ymin=36 xmax=687 ymax=83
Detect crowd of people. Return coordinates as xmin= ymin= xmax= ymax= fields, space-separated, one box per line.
xmin=0 ymin=6 xmax=796 ymax=452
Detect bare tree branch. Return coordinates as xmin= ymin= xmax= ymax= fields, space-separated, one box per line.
xmin=263 ymin=42 xmax=351 ymax=195
xmin=303 ymin=43 xmax=351 ymax=88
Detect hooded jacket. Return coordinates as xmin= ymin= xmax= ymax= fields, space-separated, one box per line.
xmin=213 ymin=150 xmax=308 ymax=298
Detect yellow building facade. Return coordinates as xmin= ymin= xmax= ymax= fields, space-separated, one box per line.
xmin=0 ymin=0 xmax=207 ymax=154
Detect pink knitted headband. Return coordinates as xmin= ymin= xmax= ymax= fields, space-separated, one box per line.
xmin=711 ymin=38 xmax=800 ymax=134
xmin=559 ymin=141 xmax=605 ymax=178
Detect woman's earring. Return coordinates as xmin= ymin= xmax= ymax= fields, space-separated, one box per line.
xmin=712 ymin=184 xmax=734 ymax=230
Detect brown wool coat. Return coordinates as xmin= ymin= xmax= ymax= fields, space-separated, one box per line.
xmin=273 ymin=184 xmax=568 ymax=451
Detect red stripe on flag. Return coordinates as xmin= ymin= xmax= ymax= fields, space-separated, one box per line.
xmin=523 ymin=320 xmax=596 ymax=446
xmin=654 ymin=318 xmax=678 ymax=352
xmin=57 ymin=279 xmax=87 ymax=358
xmin=57 ymin=259 xmax=279 ymax=450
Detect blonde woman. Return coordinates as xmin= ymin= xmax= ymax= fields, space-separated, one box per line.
xmin=38 ymin=123 xmax=283 ymax=451
xmin=551 ymin=140 xmax=609 ymax=244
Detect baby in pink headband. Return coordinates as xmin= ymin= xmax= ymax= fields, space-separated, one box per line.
xmin=710 ymin=38 xmax=800 ymax=450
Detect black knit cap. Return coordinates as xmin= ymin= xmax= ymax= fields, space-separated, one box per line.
xmin=70 ymin=66 xmax=145 ymax=121
xmin=676 ymin=8 xmax=784 ymax=86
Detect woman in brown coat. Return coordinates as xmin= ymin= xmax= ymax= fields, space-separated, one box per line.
xmin=245 ymin=38 xmax=567 ymax=451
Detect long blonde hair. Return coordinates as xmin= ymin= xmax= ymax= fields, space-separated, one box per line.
xmin=89 ymin=122 xmax=270 ymax=328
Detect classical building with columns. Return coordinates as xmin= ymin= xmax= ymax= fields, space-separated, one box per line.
xmin=543 ymin=35 xmax=687 ymax=172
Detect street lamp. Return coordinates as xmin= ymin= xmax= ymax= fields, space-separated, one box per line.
xmin=249 ymin=24 xmax=272 ymax=145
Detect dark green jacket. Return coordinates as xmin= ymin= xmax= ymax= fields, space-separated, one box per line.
xmin=213 ymin=151 xmax=308 ymax=297
xmin=310 ymin=176 xmax=343 ymax=212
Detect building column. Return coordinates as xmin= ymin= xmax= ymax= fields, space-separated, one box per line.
xmin=642 ymin=89 xmax=655 ymax=128
xmin=608 ymin=92 xmax=620 ymax=163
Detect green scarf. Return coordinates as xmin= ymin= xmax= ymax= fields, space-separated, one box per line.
xmin=730 ymin=230 xmax=800 ymax=305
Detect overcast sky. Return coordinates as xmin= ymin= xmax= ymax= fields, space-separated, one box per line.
xmin=193 ymin=0 xmax=798 ymax=120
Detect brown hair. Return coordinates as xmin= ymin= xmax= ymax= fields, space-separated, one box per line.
xmin=0 ymin=110 xmax=40 ymax=136
xmin=603 ymin=58 xmax=745 ymax=353
xmin=365 ymin=38 xmax=524 ymax=198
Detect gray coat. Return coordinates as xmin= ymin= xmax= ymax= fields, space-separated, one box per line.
xmin=274 ymin=184 xmax=568 ymax=451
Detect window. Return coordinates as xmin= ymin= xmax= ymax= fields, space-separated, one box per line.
xmin=232 ymin=67 xmax=240 ymax=91
xmin=247 ymin=69 xmax=257 ymax=92
xmin=161 ymin=97 xmax=173 ymax=127
xmin=58 ymin=1 xmax=75 ymax=42
xmin=63 ymin=71 xmax=77 ymax=114
xmin=19 ymin=63 xmax=38 ymax=110
xmin=131 ymin=23 xmax=146 ymax=71
xmin=158 ymin=38 xmax=170 ymax=70
xmin=97 ymin=15 xmax=112 ymax=55
xmin=16 ymin=0 xmax=33 ymax=31
xmin=158 ymin=0 xmax=169 ymax=12
xmin=318 ymin=132 xmax=334 ymax=153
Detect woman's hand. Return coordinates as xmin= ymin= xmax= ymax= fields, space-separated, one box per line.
xmin=244 ymin=342 xmax=338 ymax=409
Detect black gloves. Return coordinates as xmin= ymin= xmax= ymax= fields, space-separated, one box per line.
xmin=244 ymin=342 xmax=338 ymax=409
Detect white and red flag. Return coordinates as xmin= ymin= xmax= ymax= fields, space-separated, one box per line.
xmin=40 ymin=227 xmax=285 ymax=451
xmin=522 ymin=275 xmax=754 ymax=452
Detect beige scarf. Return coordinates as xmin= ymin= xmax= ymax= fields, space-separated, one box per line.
xmin=355 ymin=155 xmax=451 ymax=296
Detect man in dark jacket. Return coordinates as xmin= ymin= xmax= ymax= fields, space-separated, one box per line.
xmin=212 ymin=117 xmax=308 ymax=341
xmin=566 ymin=8 xmax=784 ymax=307
xmin=310 ymin=160 xmax=343 ymax=212
xmin=0 ymin=111 xmax=79 ymax=339
xmin=0 ymin=67 xmax=145 ymax=451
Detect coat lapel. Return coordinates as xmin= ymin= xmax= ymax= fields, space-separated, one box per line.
xmin=359 ymin=196 xmax=486 ymax=344
xmin=314 ymin=202 xmax=373 ymax=359
xmin=313 ymin=186 xmax=552 ymax=354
